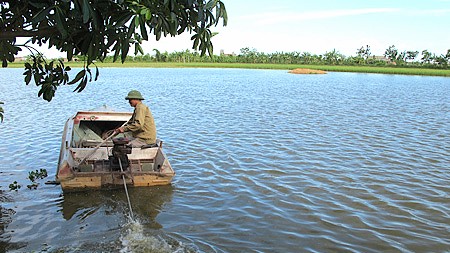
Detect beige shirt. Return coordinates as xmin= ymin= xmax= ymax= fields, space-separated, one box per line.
xmin=124 ymin=102 xmax=156 ymax=144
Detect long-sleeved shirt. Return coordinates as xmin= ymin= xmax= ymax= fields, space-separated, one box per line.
xmin=124 ymin=102 xmax=156 ymax=144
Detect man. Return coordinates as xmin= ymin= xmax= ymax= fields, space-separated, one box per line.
xmin=115 ymin=90 xmax=157 ymax=147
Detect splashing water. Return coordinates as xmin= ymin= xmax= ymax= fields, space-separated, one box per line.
xmin=120 ymin=218 xmax=194 ymax=253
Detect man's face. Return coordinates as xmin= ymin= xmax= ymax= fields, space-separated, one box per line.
xmin=128 ymin=99 xmax=140 ymax=107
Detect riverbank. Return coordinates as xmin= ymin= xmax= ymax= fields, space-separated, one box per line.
xmin=7 ymin=61 xmax=450 ymax=77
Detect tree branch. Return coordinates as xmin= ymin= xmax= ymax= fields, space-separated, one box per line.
xmin=0 ymin=28 xmax=56 ymax=39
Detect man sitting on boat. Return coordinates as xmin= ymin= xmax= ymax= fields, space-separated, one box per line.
xmin=115 ymin=90 xmax=157 ymax=147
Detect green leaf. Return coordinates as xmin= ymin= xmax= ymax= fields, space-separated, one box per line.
xmin=192 ymin=35 xmax=199 ymax=50
xmin=34 ymin=73 xmax=42 ymax=86
xmin=86 ymin=67 xmax=92 ymax=82
xmin=113 ymin=41 xmax=121 ymax=62
xmin=134 ymin=43 xmax=139 ymax=55
xmin=115 ymin=12 xmax=132 ymax=27
xmin=208 ymin=43 xmax=213 ymax=56
xmin=74 ymin=76 xmax=88 ymax=93
xmin=156 ymin=30 xmax=161 ymax=41
xmin=83 ymin=0 xmax=90 ymax=23
xmin=135 ymin=15 xmax=140 ymax=27
xmin=121 ymin=40 xmax=130 ymax=63
xmin=139 ymin=17 xmax=148 ymax=40
xmin=24 ymin=73 xmax=32 ymax=85
xmin=68 ymin=70 xmax=86 ymax=85
xmin=54 ymin=7 xmax=68 ymax=38
xmin=128 ymin=17 xmax=137 ymax=38
xmin=146 ymin=10 xmax=152 ymax=20
xmin=67 ymin=44 xmax=74 ymax=61
xmin=137 ymin=44 xmax=144 ymax=55
xmin=32 ymin=7 xmax=53 ymax=23
xmin=206 ymin=0 xmax=217 ymax=9
xmin=94 ymin=65 xmax=99 ymax=81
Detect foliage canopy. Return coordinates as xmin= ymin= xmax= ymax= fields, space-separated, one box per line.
xmin=0 ymin=0 xmax=227 ymax=101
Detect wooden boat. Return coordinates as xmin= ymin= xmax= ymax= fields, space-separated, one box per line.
xmin=56 ymin=108 xmax=175 ymax=192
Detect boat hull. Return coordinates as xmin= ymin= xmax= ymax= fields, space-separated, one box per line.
xmin=59 ymin=172 xmax=174 ymax=191
xmin=56 ymin=110 xmax=175 ymax=192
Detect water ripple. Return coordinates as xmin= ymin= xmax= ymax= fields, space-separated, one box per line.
xmin=1 ymin=69 xmax=449 ymax=252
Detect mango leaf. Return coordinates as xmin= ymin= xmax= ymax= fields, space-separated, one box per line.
xmin=219 ymin=2 xmax=228 ymax=26
xmin=86 ymin=67 xmax=92 ymax=82
xmin=127 ymin=17 xmax=136 ymax=38
xmin=54 ymin=7 xmax=68 ymax=38
xmin=32 ymin=7 xmax=53 ymax=23
xmin=206 ymin=0 xmax=218 ymax=9
xmin=68 ymin=70 xmax=86 ymax=85
xmin=24 ymin=72 xmax=32 ymax=85
xmin=94 ymin=65 xmax=99 ymax=81
xmin=74 ymin=76 xmax=88 ymax=92
xmin=113 ymin=41 xmax=121 ymax=62
xmin=121 ymin=40 xmax=130 ymax=63
xmin=139 ymin=17 xmax=148 ymax=40
xmin=82 ymin=0 xmax=91 ymax=23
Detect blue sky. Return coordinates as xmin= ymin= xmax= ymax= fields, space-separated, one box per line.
xmin=28 ymin=0 xmax=450 ymax=57
xmin=150 ymin=0 xmax=450 ymax=56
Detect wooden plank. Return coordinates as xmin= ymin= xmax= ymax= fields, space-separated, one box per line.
xmin=61 ymin=176 xmax=102 ymax=189
xmin=133 ymin=175 xmax=172 ymax=187
xmin=128 ymin=148 xmax=158 ymax=160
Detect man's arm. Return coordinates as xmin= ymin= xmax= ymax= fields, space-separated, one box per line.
xmin=123 ymin=105 xmax=145 ymax=132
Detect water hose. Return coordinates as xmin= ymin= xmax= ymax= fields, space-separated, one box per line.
xmin=118 ymin=157 xmax=134 ymax=220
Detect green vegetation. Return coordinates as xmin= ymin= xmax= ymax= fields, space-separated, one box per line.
xmin=9 ymin=181 xmax=20 ymax=191
xmin=9 ymin=59 xmax=449 ymax=77
xmin=104 ymin=45 xmax=449 ymax=68
xmin=1 ymin=0 xmax=227 ymax=101
xmin=28 ymin=169 xmax=48 ymax=182
xmin=11 ymin=45 xmax=447 ymax=76
xmin=8 ymin=169 xmax=48 ymax=191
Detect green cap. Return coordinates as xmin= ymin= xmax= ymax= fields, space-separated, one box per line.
xmin=125 ymin=90 xmax=145 ymax=100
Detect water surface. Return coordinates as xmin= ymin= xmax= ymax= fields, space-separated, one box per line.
xmin=0 ymin=68 xmax=449 ymax=252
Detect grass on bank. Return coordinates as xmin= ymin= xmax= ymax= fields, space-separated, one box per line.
xmin=6 ymin=61 xmax=450 ymax=77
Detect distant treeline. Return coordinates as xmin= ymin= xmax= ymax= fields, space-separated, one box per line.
xmin=63 ymin=45 xmax=450 ymax=68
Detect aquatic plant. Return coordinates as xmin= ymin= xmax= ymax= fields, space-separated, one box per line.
xmin=0 ymin=101 xmax=3 ymax=122
xmin=9 ymin=181 xmax=21 ymax=191
xmin=28 ymin=169 xmax=48 ymax=182
xmin=9 ymin=169 xmax=48 ymax=191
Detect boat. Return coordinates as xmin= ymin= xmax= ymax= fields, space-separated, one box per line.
xmin=56 ymin=108 xmax=175 ymax=192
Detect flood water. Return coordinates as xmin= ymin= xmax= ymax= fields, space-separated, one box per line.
xmin=0 ymin=68 xmax=449 ymax=252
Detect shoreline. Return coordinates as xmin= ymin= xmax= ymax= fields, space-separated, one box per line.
xmin=6 ymin=62 xmax=450 ymax=77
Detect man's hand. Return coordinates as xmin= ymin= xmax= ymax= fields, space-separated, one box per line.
xmin=115 ymin=127 xmax=125 ymax=134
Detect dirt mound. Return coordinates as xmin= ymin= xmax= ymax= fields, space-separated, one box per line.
xmin=288 ymin=68 xmax=327 ymax=74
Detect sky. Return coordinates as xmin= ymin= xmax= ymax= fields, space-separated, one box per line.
xmin=22 ymin=0 xmax=450 ymax=58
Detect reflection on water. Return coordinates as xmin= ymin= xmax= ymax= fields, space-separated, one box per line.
xmin=0 ymin=68 xmax=449 ymax=252
xmin=0 ymin=190 xmax=14 ymax=251
xmin=56 ymin=186 xmax=194 ymax=253
xmin=60 ymin=186 xmax=173 ymax=226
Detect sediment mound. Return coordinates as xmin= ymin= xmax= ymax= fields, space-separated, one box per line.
xmin=288 ymin=68 xmax=327 ymax=74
